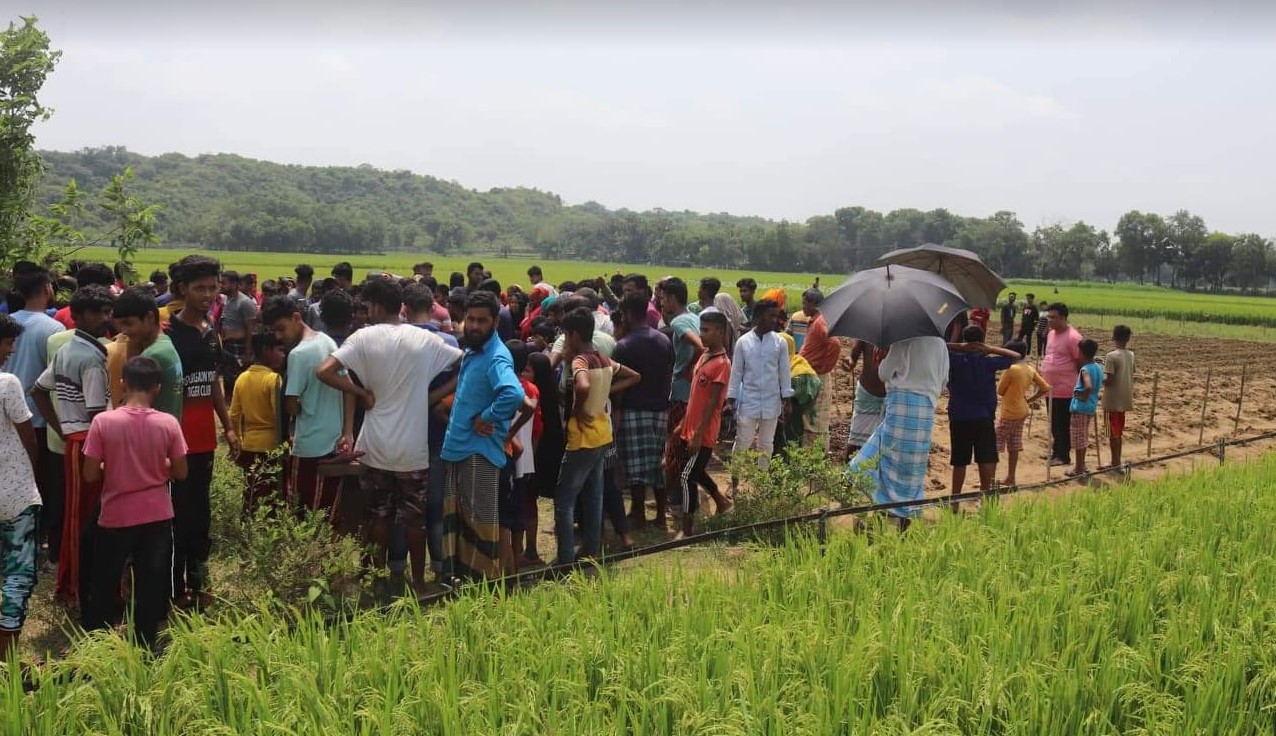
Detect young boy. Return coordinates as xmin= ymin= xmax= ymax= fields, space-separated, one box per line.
xmin=1103 ymin=325 xmax=1136 ymax=467
xmin=31 ymin=285 xmax=114 ymax=608
xmin=110 ymin=286 xmax=184 ymax=419
xmin=671 ymin=311 xmax=733 ymax=538
xmin=165 ymin=255 xmax=236 ymax=610
xmin=0 ymin=314 xmax=42 ymax=663
xmin=82 ymin=357 xmax=188 ymax=650
xmin=946 ymin=325 xmax=1018 ymax=503
xmin=996 ymin=339 xmax=1051 ymax=487
xmin=229 ymin=331 xmax=285 ymax=513
xmin=1068 ymin=339 xmax=1104 ymax=478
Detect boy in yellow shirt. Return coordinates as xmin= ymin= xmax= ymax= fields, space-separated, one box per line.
xmin=996 ymin=339 xmax=1050 ymax=487
xmin=229 ymin=331 xmax=284 ymax=513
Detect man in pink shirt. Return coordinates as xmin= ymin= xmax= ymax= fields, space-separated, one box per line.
xmin=1039 ymin=303 xmax=1083 ymax=466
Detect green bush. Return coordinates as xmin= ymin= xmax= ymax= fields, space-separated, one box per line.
xmin=703 ymin=444 xmax=869 ymax=541
xmin=209 ymin=453 xmax=366 ymax=616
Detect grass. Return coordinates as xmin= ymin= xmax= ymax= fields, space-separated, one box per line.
xmin=8 ymin=453 xmax=1276 ymax=734
xmin=76 ymin=245 xmax=1276 ymax=332
xmin=1006 ymin=280 xmax=1276 ymax=327
xmin=77 ymin=246 xmax=824 ymax=295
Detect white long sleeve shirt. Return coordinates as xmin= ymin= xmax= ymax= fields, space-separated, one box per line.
xmin=727 ymin=329 xmax=794 ymax=420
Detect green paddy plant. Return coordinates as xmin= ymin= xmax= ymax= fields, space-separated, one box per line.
xmin=7 ymin=454 xmax=1276 ymax=733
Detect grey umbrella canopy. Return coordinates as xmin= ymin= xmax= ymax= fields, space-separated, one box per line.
xmin=877 ymin=243 xmax=1006 ymax=308
xmin=821 ymin=265 xmax=969 ymax=348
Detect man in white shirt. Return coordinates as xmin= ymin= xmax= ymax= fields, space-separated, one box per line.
xmin=849 ymin=334 xmax=949 ymax=530
xmin=727 ymin=298 xmax=792 ymax=472
xmin=317 ymin=279 xmax=462 ymax=595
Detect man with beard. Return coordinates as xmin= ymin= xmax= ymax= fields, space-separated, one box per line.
xmin=165 ymin=255 xmax=237 ymax=609
xmin=217 ymin=271 xmax=259 ymax=400
xmin=439 ymin=291 xmax=525 ymax=582
xmin=317 ymin=279 xmax=461 ymax=595
xmin=261 ymin=295 xmax=352 ymax=524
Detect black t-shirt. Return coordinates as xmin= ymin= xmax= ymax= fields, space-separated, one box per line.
xmin=165 ymin=316 xmax=223 ymax=453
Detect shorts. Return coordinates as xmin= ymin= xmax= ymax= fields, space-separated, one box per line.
xmin=1070 ymin=413 xmax=1093 ymax=452
xmin=949 ymin=418 xmax=997 ymax=467
xmin=1108 ymin=411 xmax=1126 ymax=438
xmin=359 ymin=465 xmax=429 ymax=528
xmin=498 ymin=455 xmax=527 ymax=531
xmin=995 ymin=417 xmax=1026 ymax=453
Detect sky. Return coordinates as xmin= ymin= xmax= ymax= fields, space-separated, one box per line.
xmin=19 ymin=1 xmax=1276 ymax=235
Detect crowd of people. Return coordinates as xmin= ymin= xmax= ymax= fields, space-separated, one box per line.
xmin=0 ymin=255 xmax=1136 ymax=656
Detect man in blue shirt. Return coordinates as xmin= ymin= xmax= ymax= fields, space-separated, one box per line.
xmin=8 ymin=265 xmax=65 ymax=555
xmin=440 ymin=291 xmax=524 ymax=583
xmin=946 ymin=325 xmax=1020 ymax=505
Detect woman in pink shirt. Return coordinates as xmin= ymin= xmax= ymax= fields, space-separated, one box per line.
xmin=1039 ymin=303 xmax=1083 ymax=466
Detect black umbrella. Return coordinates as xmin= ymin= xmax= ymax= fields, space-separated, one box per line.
xmin=821 ymin=265 xmax=968 ymax=348
xmin=877 ymin=243 xmax=1006 ymax=308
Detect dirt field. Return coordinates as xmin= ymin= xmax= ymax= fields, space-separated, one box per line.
xmin=824 ymin=323 xmax=1276 ymax=506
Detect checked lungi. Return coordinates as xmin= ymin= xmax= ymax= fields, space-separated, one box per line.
xmin=847 ymin=384 xmax=886 ymax=448
xmin=442 ymin=455 xmax=502 ymax=581
xmin=849 ymin=390 xmax=935 ymax=519
xmin=617 ymin=408 xmax=667 ymax=488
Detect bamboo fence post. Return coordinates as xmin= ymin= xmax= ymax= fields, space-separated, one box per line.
xmin=1093 ymin=413 xmax=1102 ymax=469
xmin=1146 ymin=372 xmax=1160 ymax=459
xmin=1045 ymin=397 xmax=1053 ymax=482
xmin=1234 ymin=365 xmax=1247 ymax=435
xmin=1198 ymin=367 xmax=1212 ymax=446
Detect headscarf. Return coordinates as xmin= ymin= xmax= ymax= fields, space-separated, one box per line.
xmin=713 ymin=292 xmax=747 ymax=331
xmin=786 ymin=331 xmax=817 ymax=378
xmin=761 ymin=288 xmax=786 ymax=310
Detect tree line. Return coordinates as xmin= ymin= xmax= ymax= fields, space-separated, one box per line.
xmin=39 ymin=146 xmax=1276 ymax=290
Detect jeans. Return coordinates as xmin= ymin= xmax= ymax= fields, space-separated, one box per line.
xmin=554 ymin=446 xmax=606 ymax=563
xmin=733 ymin=415 xmax=779 ymax=469
xmin=1050 ymin=398 xmax=1072 ymax=462
xmin=427 ymin=448 xmax=446 ymax=572
xmin=602 ymin=462 xmax=629 ymax=537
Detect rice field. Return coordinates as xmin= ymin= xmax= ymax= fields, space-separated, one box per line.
xmin=76 ymin=246 xmax=1276 ymax=329
xmin=9 ymin=454 xmax=1276 ymax=734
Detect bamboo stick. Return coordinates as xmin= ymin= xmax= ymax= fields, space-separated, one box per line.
xmin=1234 ymin=365 xmax=1247 ymax=435
xmin=1146 ymin=372 xmax=1160 ymax=459
xmin=1198 ymin=367 xmax=1212 ymax=446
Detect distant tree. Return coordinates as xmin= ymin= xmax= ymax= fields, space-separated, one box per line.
xmin=1115 ymin=210 xmax=1168 ymax=284
xmin=1229 ymin=234 xmax=1273 ymax=291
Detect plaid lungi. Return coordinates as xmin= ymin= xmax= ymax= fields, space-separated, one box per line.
xmin=849 ymin=390 xmax=935 ymax=519
xmin=442 ymin=455 xmax=502 ymax=581
xmin=618 ymin=409 xmax=667 ymax=487
xmin=810 ymin=372 xmax=834 ymax=437
xmin=847 ymin=384 xmax=886 ymax=447
xmin=1070 ymin=412 xmax=1093 ymax=453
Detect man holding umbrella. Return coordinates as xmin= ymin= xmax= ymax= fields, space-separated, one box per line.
xmin=820 ymin=264 xmax=965 ymax=528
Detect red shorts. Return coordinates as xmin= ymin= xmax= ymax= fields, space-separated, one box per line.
xmin=1108 ymin=411 xmax=1126 ymax=438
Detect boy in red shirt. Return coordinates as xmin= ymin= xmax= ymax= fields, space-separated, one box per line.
xmin=82 ymin=356 xmax=188 ymax=650
xmin=670 ymin=311 xmax=733 ymax=538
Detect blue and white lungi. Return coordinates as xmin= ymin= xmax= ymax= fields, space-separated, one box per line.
xmin=849 ymin=389 xmax=935 ymax=519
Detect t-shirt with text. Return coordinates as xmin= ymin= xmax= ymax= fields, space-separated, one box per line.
xmin=166 ymin=317 xmax=223 ymax=454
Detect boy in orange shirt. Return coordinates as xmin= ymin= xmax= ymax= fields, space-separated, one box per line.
xmin=671 ymin=311 xmax=733 ymax=538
